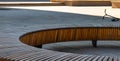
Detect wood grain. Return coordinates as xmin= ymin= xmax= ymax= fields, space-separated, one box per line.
xmin=20 ymin=27 xmax=120 ymax=46
xmin=51 ymin=0 xmax=111 ymax=6
xmin=57 ymin=28 xmax=76 ymax=42
xmin=112 ymin=1 xmax=120 ymax=8
xmin=97 ymin=28 xmax=120 ymax=40
xmin=75 ymin=28 xmax=97 ymax=40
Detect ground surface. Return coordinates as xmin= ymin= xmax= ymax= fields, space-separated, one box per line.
xmin=0 ymin=6 xmax=120 ymax=57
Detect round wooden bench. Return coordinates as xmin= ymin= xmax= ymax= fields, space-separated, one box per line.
xmin=20 ymin=27 xmax=120 ymax=48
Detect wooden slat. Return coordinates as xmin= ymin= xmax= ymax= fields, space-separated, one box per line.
xmin=98 ymin=28 xmax=113 ymax=40
xmin=20 ymin=34 xmax=30 ymax=45
xmin=51 ymin=0 xmax=112 ymax=6
xmin=20 ymin=30 xmax=58 ymax=46
xmin=0 ymin=2 xmax=64 ymax=6
xmin=64 ymin=1 xmax=111 ymax=6
xmin=57 ymin=28 xmax=76 ymax=42
xmin=112 ymin=1 xmax=120 ymax=8
xmin=76 ymin=28 xmax=97 ymax=40
xmin=42 ymin=30 xmax=58 ymax=44
xmin=97 ymin=28 xmax=120 ymax=40
xmin=112 ymin=28 xmax=120 ymax=40
xmin=51 ymin=0 xmax=65 ymax=2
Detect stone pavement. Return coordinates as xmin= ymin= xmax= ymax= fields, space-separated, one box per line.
xmin=0 ymin=6 xmax=120 ymax=57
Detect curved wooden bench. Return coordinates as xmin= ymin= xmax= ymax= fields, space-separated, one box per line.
xmin=20 ymin=27 xmax=120 ymax=48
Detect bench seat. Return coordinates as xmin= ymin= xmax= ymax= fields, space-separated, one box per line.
xmin=51 ymin=0 xmax=111 ymax=6
xmin=112 ymin=1 xmax=120 ymax=8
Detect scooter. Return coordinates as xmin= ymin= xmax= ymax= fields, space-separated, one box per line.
xmin=102 ymin=9 xmax=120 ymax=22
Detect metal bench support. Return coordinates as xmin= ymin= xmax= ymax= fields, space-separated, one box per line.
xmin=35 ymin=45 xmax=42 ymax=48
xmin=92 ymin=40 xmax=97 ymax=48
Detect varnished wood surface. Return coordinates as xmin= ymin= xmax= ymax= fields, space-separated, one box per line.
xmin=97 ymin=28 xmax=120 ymax=40
xmin=57 ymin=28 xmax=76 ymax=42
xmin=20 ymin=27 xmax=120 ymax=46
xmin=64 ymin=1 xmax=111 ymax=6
xmin=112 ymin=1 xmax=120 ymax=8
xmin=76 ymin=28 xmax=97 ymax=40
xmin=51 ymin=0 xmax=111 ymax=6
xmin=0 ymin=2 xmax=64 ymax=6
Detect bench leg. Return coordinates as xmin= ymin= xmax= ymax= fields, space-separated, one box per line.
xmin=92 ymin=40 xmax=97 ymax=48
xmin=35 ymin=45 xmax=42 ymax=48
